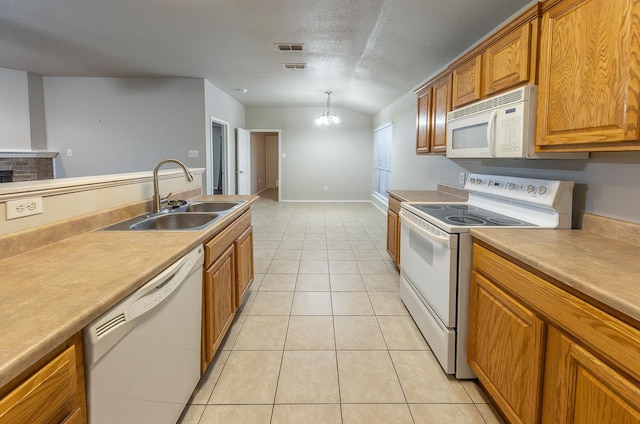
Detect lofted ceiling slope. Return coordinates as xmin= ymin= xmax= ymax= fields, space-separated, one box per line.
xmin=0 ymin=0 xmax=532 ymax=115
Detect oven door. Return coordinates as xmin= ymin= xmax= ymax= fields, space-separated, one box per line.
xmin=399 ymin=210 xmax=458 ymax=327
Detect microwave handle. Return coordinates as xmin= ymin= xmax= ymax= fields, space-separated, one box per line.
xmin=487 ymin=110 xmax=498 ymax=157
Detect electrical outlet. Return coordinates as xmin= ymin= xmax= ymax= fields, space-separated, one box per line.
xmin=6 ymin=197 xmax=44 ymax=219
xmin=66 ymin=149 xmax=73 ymax=157
xmin=459 ymin=172 xmax=466 ymax=185
xmin=188 ymin=150 xmax=199 ymax=158
xmin=324 ymin=186 xmax=329 ymax=191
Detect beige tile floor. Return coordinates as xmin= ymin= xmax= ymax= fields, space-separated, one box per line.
xmin=179 ymin=190 xmax=506 ymax=424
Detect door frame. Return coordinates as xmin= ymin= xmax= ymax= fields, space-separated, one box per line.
xmin=207 ymin=116 xmax=230 ymax=195
xmin=249 ymin=128 xmax=282 ymax=202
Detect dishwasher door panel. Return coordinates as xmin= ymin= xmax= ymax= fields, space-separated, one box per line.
xmin=85 ymin=246 xmax=203 ymax=424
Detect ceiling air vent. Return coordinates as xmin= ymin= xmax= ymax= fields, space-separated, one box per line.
xmin=276 ymin=43 xmax=304 ymax=51
xmin=283 ymin=63 xmax=306 ymax=70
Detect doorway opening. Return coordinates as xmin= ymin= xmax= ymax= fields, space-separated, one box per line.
xmin=208 ymin=117 xmax=229 ymax=195
xmin=248 ymin=129 xmax=281 ymax=201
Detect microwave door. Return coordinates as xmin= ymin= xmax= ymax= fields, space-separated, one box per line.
xmin=446 ymin=109 xmax=492 ymax=158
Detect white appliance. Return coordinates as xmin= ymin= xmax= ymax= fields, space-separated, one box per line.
xmin=84 ymin=245 xmax=204 ymax=424
xmin=399 ymin=174 xmax=574 ymax=379
xmin=446 ymin=85 xmax=587 ymax=159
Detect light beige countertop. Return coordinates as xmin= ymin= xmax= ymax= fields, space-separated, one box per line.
xmin=0 ymin=194 xmax=257 ymax=388
xmin=470 ymin=214 xmax=640 ymax=326
xmin=388 ymin=185 xmax=468 ymax=203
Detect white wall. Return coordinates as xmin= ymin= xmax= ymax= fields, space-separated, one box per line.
xmin=0 ymin=67 xmax=31 ymax=150
xmin=44 ymin=77 xmax=206 ymax=178
xmin=375 ymin=91 xmax=640 ymax=225
xmin=204 ymin=80 xmax=246 ymax=194
xmin=246 ymin=106 xmax=373 ymax=201
xmin=374 ymin=91 xmax=456 ymax=191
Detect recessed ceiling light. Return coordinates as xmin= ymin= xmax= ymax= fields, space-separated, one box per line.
xmin=235 ymin=88 xmax=248 ymax=93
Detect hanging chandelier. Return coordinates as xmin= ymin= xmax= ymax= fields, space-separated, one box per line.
xmin=315 ymin=91 xmax=341 ymax=125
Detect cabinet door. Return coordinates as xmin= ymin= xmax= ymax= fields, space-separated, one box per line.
xmin=483 ymin=21 xmax=534 ymax=96
xmin=235 ymin=226 xmax=254 ymax=308
xmin=431 ymin=73 xmax=452 ymax=153
xmin=0 ymin=345 xmax=81 ymax=424
xmin=536 ymin=0 xmax=640 ymax=151
xmin=543 ymin=326 xmax=640 ymax=424
xmin=452 ymin=56 xmax=482 ymax=108
xmin=203 ymin=245 xmax=236 ymax=367
xmin=386 ymin=209 xmax=399 ymax=266
xmin=468 ymin=271 xmax=546 ymax=424
xmin=416 ymin=86 xmax=432 ymax=154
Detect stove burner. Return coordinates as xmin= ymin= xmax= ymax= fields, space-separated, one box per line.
xmin=446 ymin=215 xmax=486 ymax=225
xmin=417 ymin=205 xmax=445 ymax=210
xmin=447 ymin=204 xmax=477 ymax=211
xmin=487 ymin=216 xmax=525 ymax=225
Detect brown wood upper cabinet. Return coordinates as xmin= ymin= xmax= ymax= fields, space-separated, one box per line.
xmin=536 ymin=0 xmax=640 ymax=152
xmin=451 ymin=4 xmax=539 ymax=108
xmin=452 ymin=56 xmax=482 ymax=108
xmin=415 ymin=85 xmax=432 ymax=154
xmin=415 ymin=72 xmax=452 ymax=155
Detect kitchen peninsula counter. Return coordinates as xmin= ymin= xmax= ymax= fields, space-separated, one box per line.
xmin=0 ymin=194 xmax=257 ymax=389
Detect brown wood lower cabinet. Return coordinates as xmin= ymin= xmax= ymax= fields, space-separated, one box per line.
xmin=468 ymin=272 xmax=545 ymax=424
xmin=201 ymin=210 xmax=254 ymax=373
xmin=0 ymin=333 xmax=86 ymax=424
xmin=386 ymin=195 xmax=401 ymax=267
xmin=470 ymin=242 xmax=640 ymax=424
xmin=543 ymin=326 xmax=640 ymax=424
xmin=234 ymin=225 xmax=254 ymax=308
xmin=203 ymin=245 xmax=236 ymax=367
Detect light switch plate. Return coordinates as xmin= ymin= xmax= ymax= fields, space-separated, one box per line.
xmin=6 ymin=197 xmax=44 ymax=219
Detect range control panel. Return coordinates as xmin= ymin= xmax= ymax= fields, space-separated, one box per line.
xmin=464 ymin=173 xmax=573 ymax=208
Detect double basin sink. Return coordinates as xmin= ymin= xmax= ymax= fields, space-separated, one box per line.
xmin=102 ymin=200 xmax=245 ymax=231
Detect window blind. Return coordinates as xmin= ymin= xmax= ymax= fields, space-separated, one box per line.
xmin=374 ymin=123 xmax=392 ymax=199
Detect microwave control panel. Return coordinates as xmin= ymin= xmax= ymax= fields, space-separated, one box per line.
xmin=494 ymin=104 xmax=525 ymax=156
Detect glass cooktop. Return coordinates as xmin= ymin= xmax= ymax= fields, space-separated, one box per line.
xmin=413 ymin=204 xmax=536 ymax=227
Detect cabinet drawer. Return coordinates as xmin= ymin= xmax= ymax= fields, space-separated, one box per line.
xmin=205 ymin=210 xmax=251 ymax=267
xmin=388 ymin=196 xmax=401 ymax=214
xmin=0 ymin=346 xmax=78 ymax=424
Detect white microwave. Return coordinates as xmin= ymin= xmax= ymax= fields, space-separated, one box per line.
xmin=446 ymin=85 xmax=586 ymax=159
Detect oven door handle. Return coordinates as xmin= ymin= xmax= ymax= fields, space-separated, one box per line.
xmin=400 ymin=212 xmax=454 ymax=248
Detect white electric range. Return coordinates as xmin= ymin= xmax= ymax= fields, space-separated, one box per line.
xmin=399 ymin=173 xmax=574 ymax=378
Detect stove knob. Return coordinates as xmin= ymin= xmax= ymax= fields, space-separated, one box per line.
xmin=527 ymin=185 xmax=535 ymax=193
xmin=507 ymin=183 xmax=516 ymax=190
xmin=538 ymin=186 xmax=547 ymax=195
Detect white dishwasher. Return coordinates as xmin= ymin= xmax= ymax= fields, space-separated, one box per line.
xmin=84 ymin=245 xmax=204 ymax=424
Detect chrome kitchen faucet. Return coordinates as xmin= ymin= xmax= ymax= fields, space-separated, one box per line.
xmin=152 ymin=159 xmax=194 ymax=213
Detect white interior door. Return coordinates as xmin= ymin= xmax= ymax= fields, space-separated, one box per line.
xmin=236 ymin=128 xmax=251 ymax=195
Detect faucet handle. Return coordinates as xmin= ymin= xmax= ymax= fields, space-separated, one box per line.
xmin=160 ymin=192 xmax=173 ymax=204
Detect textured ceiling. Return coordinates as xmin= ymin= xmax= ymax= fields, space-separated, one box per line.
xmin=0 ymin=0 xmax=532 ymax=114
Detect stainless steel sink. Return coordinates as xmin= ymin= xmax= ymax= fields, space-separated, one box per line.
xmin=102 ymin=212 xmax=220 ymax=231
xmin=182 ymin=201 xmax=242 ymax=213
xmin=101 ymin=199 xmax=244 ymax=231
xmin=130 ymin=213 xmax=220 ymax=230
